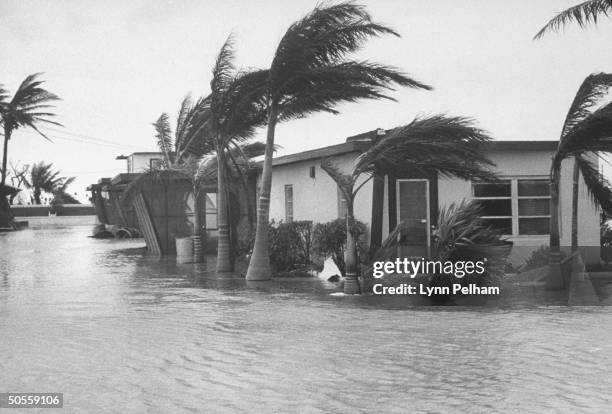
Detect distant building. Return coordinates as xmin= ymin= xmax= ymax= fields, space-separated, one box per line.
xmin=116 ymin=152 xmax=164 ymax=173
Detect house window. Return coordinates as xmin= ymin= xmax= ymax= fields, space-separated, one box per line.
xmin=285 ymin=185 xmax=293 ymax=222
xmin=472 ymin=178 xmax=550 ymax=236
xmin=337 ymin=185 xmax=348 ymax=218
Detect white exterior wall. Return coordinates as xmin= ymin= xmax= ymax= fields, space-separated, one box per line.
xmin=267 ymin=152 xmax=373 ymax=239
xmin=438 ymin=149 xmax=601 ymax=265
xmin=128 ymin=153 xmax=163 ymax=173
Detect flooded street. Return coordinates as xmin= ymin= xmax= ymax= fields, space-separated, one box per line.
xmin=2 ymin=217 xmax=612 ymax=413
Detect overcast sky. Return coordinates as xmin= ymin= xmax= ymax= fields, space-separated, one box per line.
xmin=2 ymin=0 xmax=612 ymax=201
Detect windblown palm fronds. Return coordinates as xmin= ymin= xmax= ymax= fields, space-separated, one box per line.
xmin=354 ymin=115 xmax=497 ymax=181
xmin=207 ymin=35 xmax=271 ymax=272
xmin=247 ymin=1 xmax=432 ymax=281
xmin=576 ymin=154 xmax=612 ymax=213
xmin=534 ymin=0 xmax=612 ymax=39
xmin=23 ymin=161 xmax=74 ymax=205
xmin=426 ymin=201 xmax=511 ymax=298
xmin=153 ymin=113 xmax=173 ymax=168
xmin=1 ymin=73 xmax=61 ymax=185
xmin=545 ymin=73 xmax=612 ymax=261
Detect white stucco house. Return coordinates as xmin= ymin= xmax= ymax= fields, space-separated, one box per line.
xmin=264 ymin=130 xmax=602 ymax=266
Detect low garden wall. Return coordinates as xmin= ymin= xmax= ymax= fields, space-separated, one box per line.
xmin=11 ymin=204 xmax=95 ymax=216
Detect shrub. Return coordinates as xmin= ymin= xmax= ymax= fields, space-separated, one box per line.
xmin=312 ymin=217 xmax=367 ymax=276
xmin=523 ymin=245 xmax=565 ymax=271
xmin=268 ymin=220 xmax=313 ymax=273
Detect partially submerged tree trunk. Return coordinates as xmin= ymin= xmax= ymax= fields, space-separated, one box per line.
xmin=192 ymin=184 xmax=204 ymax=263
xmin=344 ymin=201 xmax=361 ymax=294
xmin=246 ymin=106 xmax=277 ymax=281
xmin=216 ymin=146 xmax=233 ymax=272
xmin=1 ymin=126 xmax=10 ymax=186
xmin=548 ymin=161 xmax=564 ymax=289
xmin=571 ymin=158 xmax=579 ymax=253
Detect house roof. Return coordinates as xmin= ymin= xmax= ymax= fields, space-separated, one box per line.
xmin=271 ymin=138 xmax=558 ymax=167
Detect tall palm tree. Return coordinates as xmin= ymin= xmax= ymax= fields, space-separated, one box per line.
xmin=246 ymin=1 xmax=432 ymax=281
xmin=0 ymin=73 xmax=61 ymax=186
xmin=208 ymin=36 xmax=268 ymax=272
xmin=547 ymin=73 xmax=612 ymax=286
xmin=534 ymin=0 xmax=612 ymax=39
xmin=322 ymin=115 xmax=498 ymax=294
xmin=23 ymin=161 xmax=74 ymax=205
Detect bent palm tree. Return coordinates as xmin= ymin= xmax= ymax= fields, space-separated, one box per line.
xmin=23 ymin=161 xmax=74 ymax=205
xmin=0 ymin=73 xmax=61 ymax=186
xmin=536 ymin=7 xmax=612 ymax=284
xmin=547 ymin=73 xmax=612 ymax=286
xmin=534 ymin=0 xmax=612 ymax=39
xmin=322 ymin=115 xmax=498 ymax=294
xmin=208 ymin=36 xmax=268 ymax=272
xmin=246 ymin=1 xmax=432 ymax=281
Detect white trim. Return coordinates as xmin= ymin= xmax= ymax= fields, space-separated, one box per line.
xmin=396 ymin=179 xmax=431 ymax=251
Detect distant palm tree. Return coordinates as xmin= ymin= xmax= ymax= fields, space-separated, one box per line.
xmin=322 ymin=115 xmax=497 ymax=294
xmin=23 ymin=161 xmax=74 ymax=205
xmin=208 ymin=36 xmax=268 ymax=272
xmin=246 ymin=1 xmax=432 ymax=281
xmin=547 ymin=73 xmax=612 ymax=286
xmin=534 ymin=0 xmax=612 ymax=39
xmin=0 ymin=73 xmax=61 ymax=186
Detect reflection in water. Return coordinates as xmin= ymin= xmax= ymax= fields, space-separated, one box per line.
xmin=1 ymin=217 xmax=612 ymax=412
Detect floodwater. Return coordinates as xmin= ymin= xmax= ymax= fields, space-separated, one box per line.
xmin=1 ymin=217 xmax=612 ymax=413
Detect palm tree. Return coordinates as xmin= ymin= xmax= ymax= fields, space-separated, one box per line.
xmin=149 ymin=70 xmax=265 ymax=267
xmin=322 ymin=115 xmax=498 ymax=293
xmin=0 ymin=73 xmax=61 ymax=186
xmin=547 ymin=73 xmax=612 ymax=287
xmin=534 ymin=0 xmax=612 ymax=39
xmin=208 ymin=36 xmax=268 ymax=272
xmin=246 ymin=1 xmax=432 ymax=281
xmin=23 ymin=161 xmax=74 ymax=205
xmin=148 ymin=94 xmax=215 ymax=260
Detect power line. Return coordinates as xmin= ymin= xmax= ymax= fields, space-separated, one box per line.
xmin=15 ymin=128 xmax=150 ymax=151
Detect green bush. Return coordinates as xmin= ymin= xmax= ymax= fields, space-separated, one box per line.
xmin=312 ymin=218 xmax=367 ymax=276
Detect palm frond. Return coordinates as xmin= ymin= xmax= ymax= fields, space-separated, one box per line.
xmin=278 ymin=61 xmax=430 ymax=121
xmin=354 ymin=115 xmax=497 ymax=181
xmin=175 ymin=94 xmax=193 ymax=150
xmin=152 ymin=113 xmax=173 ymax=168
xmin=559 ymin=99 xmax=612 ymax=156
xmin=272 ymin=2 xmax=395 ymax=85
xmin=561 ymin=72 xmax=612 ymax=138
xmin=211 ymin=34 xmax=236 ymax=112
xmin=576 ymin=154 xmax=612 ymax=214
xmin=320 ymin=158 xmax=354 ymax=199
xmin=534 ymin=0 xmax=612 ymax=39
xmin=1 ymin=73 xmax=61 ymax=141
xmin=175 ymin=95 xmax=215 ymax=162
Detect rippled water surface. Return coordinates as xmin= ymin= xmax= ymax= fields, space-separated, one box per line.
xmin=2 ymin=217 xmax=612 ymax=413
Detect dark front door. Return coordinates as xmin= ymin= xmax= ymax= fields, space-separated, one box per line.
xmin=396 ymin=179 xmax=430 ymax=258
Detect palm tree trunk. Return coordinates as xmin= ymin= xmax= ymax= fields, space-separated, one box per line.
xmin=1 ymin=126 xmax=10 ymax=186
xmin=246 ymin=106 xmax=277 ymax=281
xmin=571 ymin=158 xmax=579 ymax=253
xmin=192 ymin=184 xmax=204 ymax=263
xmin=216 ymin=145 xmax=233 ymax=272
xmin=548 ymin=161 xmax=563 ymax=289
xmin=344 ymin=200 xmax=361 ymax=294
xmin=34 ymin=188 xmax=41 ymax=205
